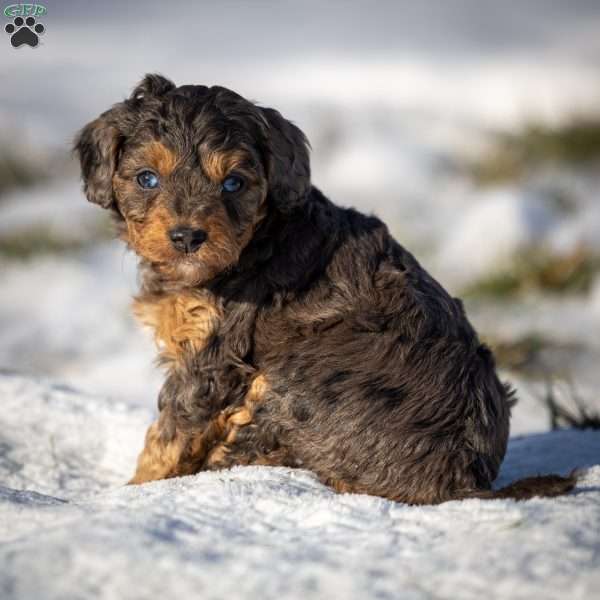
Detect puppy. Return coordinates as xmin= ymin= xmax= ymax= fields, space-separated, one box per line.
xmin=75 ymin=74 xmax=575 ymax=503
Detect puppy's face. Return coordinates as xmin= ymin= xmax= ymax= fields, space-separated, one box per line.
xmin=75 ymin=74 xmax=310 ymax=287
xmin=111 ymin=116 xmax=267 ymax=286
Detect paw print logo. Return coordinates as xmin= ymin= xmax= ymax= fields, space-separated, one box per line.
xmin=5 ymin=16 xmax=45 ymax=48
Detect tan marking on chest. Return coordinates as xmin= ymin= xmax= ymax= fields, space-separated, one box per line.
xmin=133 ymin=291 xmax=222 ymax=365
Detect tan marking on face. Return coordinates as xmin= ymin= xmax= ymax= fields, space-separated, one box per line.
xmin=126 ymin=203 xmax=179 ymax=263
xmin=132 ymin=290 xmax=222 ymax=366
xmin=201 ymin=149 xmax=249 ymax=182
xmin=199 ymin=206 xmax=244 ymax=269
xmin=144 ymin=141 xmax=178 ymax=176
xmin=114 ymin=144 xmax=267 ymax=284
xmin=112 ymin=170 xmax=142 ymax=225
xmin=126 ymin=199 xmax=263 ymax=285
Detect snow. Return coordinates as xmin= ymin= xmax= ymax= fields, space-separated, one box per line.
xmin=2 ymin=2 xmax=600 ymax=597
xmin=439 ymin=188 xmax=559 ymax=287
xmin=0 ymin=242 xmax=161 ymax=405
xmin=0 ymin=371 xmax=599 ymax=600
xmin=0 ymin=180 xmax=102 ymax=242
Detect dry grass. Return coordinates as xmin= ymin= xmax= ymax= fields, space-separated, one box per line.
xmin=463 ymin=246 xmax=600 ymax=298
xmin=471 ymin=117 xmax=600 ymax=184
xmin=484 ymin=332 xmax=585 ymax=380
xmin=489 ymin=333 xmax=551 ymax=372
xmin=0 ymin=223 xmax=112 ymax=259
xmin=541 ymin=380 xmax=600 ymax=431
xmin=0 ymin=153 xmax=47 ymax=198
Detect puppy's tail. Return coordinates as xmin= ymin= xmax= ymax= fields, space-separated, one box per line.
xmin=459 ymin=470 xmax=578 ymax=502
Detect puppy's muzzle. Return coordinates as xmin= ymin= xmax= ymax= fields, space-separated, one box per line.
xmin=168 ymin=227 xmax=207 ymax=253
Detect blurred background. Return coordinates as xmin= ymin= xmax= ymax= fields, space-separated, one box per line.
xmin=1 ymin=0 xmax=600 ymax=434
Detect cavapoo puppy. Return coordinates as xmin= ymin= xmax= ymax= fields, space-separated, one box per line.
xmin=75 ymin=74 xmax=575 ymax=503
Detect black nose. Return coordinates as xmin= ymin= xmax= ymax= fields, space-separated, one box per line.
xmin=168 ymin=227 xmax=207 ymax=253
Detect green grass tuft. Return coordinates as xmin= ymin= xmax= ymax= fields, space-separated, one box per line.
xmin=463 ymin=246 xmax=600 ymax=298
xmin=0 ymin=222 xmax=112 ymax=260
xmin=0 ymin=229 xmax=86 ymax=259
xmin=471 ymin=117 xmax=600 ymax=184
xmin=0 ymin=154 xmax=48 ymax=198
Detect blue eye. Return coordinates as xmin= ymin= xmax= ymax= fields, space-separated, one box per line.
xmin=137 ymin=170 xmax=159 ymax=190
xmin=222 ymin=174 xmax=244 ymax=193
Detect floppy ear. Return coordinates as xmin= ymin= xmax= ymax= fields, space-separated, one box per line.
xmin=74 ymin=73 xmax=176 ymax=210
xmin=74 ymin=108 xmax=125 ymax=210
xmin=260 ymin=107 xmax=311 ymax=212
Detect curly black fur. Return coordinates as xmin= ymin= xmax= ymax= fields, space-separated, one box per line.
xmin=74 ymin=74 xmax=576 ymax=503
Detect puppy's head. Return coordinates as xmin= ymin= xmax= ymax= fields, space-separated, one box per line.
xmin=74 ymin=73 xmax=310 ymax=286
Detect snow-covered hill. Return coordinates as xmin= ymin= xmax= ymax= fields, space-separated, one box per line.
xmin=1 ymin=371 xmax=599 ymax=600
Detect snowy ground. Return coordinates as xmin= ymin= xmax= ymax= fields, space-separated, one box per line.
xmin=2 ymin=2 xmax=600 ymax=599
xmin=1 ymin=371 xmax=599 ymax=600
